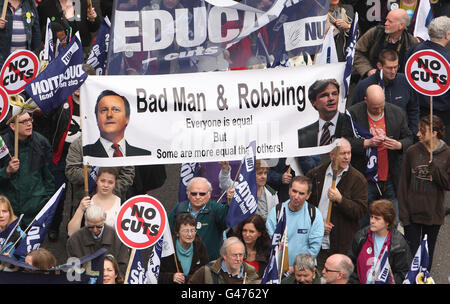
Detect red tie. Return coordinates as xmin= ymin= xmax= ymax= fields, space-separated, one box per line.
xmin=112 ymin=143 xmax=123 ymax=157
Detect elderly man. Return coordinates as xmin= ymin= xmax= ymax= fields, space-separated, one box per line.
xmin=352 ymin=48 xmax=419 ymax=135
xmin=0 ymin=111 xmax=54 ymax=228
xmin=306 ymin=138 xmax=368 ymax=270
xmin=342 ymin=84 xmax=413 ymax=228
xmin=354 ymin=8 xmax=419 ymax=79
xmin=266 ymin=176 xmax=324 ymax=266
xmin=321 ymin=254 xmax=354 ymax=284
xmin=66 ymin=204 xmax=130 ymax=275
xmin=187 ymin=236 xmax=259 ymax=284
xmin=168 ymin=177 xmax=229 ymax=260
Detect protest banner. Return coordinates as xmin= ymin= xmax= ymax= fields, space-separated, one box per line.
xmin=86 ymin=16 xmax=111 ymax=75
xmin=0 ymin=50 xmax=39 ymax=95
xmin=106 ymin=0 xmax=329 ymax=75
xmin=24 ymin=33 xmax=87 ymax=113
xmin=115 ymin=195 xmax=167 ymax=250
xmin=80 ymin=62 xmax=345 ymax=167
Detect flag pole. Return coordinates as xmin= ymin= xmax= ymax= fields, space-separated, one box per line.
xmin=5 ymin=217 xmax=36 ymax=255
xmin=227 ymin=161 xmax=244 ymax=205
xmin=124 ymin=248 xmax=136 ymax=284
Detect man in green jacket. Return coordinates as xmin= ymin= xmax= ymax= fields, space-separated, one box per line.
xmin=168 ymin=176 xmax=229 ymax=260
xmin=0 ymin=112 xmax=55 ymax=228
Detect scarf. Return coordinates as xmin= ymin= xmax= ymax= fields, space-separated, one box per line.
xmin=356 ymin=230 xmax=391 ymax=284
xmin=176 ymin=239 xmax=193 ymax=276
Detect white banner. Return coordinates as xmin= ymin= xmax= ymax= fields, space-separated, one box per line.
xmin=80 ymin=63 xmax=346 ymax=166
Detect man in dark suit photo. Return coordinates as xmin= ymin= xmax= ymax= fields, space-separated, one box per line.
xmin=83 ymin=90 xmax=152 ymax=157
xmin=298 ymin=79 xmax=347 ymax=149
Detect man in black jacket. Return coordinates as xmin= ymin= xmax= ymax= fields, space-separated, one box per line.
xmin=342 ymin=84 xmax=413 ymax=228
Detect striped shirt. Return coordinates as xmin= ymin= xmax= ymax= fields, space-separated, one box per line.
xmin=9 ymin=3 xmax=27 ymax=53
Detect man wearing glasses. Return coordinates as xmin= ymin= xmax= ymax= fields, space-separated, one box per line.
xmin=352 ymin=49 xmax=419 ymax=135
xmin=0 ymin=111 xmax=55 ymax=229
xmin=188 ymin=237 xmax=259 ymax=284
xmin=66 ymin=204 xmax=130 ymax=275
xmin=321 ymin=253 xmax=354 ymax=284
xmin=168 ymin=177 xmax=229 ymax=261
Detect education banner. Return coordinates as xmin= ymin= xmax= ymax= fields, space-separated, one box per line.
xmin=80 ymin=62 xmax=346 ymax=166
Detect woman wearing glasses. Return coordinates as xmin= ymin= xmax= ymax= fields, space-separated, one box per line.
xmin=67 ymin=167 xmax=121 ymax=236
xmin=347 ymin=199 xmax=410 ymax=284
xmin=159 ymin=213 xmax=208 ymax=284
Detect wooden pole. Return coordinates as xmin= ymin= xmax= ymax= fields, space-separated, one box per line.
xmin=83 ymin=165 xmax=89 ymax=197
xmin=14 ymin=119 xmax=19 ymax=158
xmin=430 ymin=96 xmax=433 ymax=181
xmin=326 ymin=144 xmax=340 ymax=224
xmin=227 ymin=161 xmax=244 ymax=205
xmin=123 ymin=248 xmax=136 ymax=284
xmin=1 ymin=0 xmax=8 ymax=19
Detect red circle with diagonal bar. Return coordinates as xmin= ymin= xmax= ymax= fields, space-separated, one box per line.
xmin=0 ymin=50 xmax=39 ymax=95
xmin=115 ymin=195 xmax=167 ymax=249
xmin=405 ymin=49 xmax=450 ymax=96
xmin=0 ymin=87 xmax=10 ymax=123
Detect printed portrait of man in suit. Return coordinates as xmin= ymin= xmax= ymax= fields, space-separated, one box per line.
xmin=298 ymin=79 xmax=347 ymax=149
xmin=83 ymin=90 xmax=152 ymax=157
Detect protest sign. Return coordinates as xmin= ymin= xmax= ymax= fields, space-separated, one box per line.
xmin=0 ymin=86 xmax=9 ymax=123
xmin=0 ymin=50 xmax=39 ymax=95
xmin=116 ymin=195 xmax=167 ymax=250
xmin=81 ymin=62 xmax=346 ymax=167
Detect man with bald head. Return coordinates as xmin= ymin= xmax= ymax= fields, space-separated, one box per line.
xmin=306 ymin=138 xmax=368 ymax=270
xmin=321 ymin=254 xmax=354 ymax=284
xmin=354 ymin=8 xmax=419 ymax=79
xmin=343 ymin=84 xmax=413 ymax=228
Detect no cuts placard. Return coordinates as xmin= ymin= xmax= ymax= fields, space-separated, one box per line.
xmin=0 ymin=50 xmax=39 ymax=95
xmin=0 ymin=87 xmax=9 ymax=123
xmin=405 ymin=49 xmax=450 ymax=96
xmin=115 ymin=195 xmax=167 ymax=249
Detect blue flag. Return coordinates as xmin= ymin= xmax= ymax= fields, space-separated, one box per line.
xmin=25 ymin=33 xmax=87 ymax=113
xmin=0 ymin=214 xmax=23 ymax=252
xmin=86 ymin=16 xmax=111 ymax=75
xmin=0 ymin=248 xmax=106 ymax=284
xmin=345 ymin=110 xmax=378 ymax=182
xmin=403 ymin=234 xmax=435 ymax=284
xmin=13 ymin=184 xmax=65 ymax=258
xmin=261 ymin=203 xmax=286 ymax=284
xmin=43 ymin=18 xmax=54 ymax=62
xmin=178 ymin=163 xmax=199 ymax=203
xmin=226 ymin=141 xmax=257 ymax=228
xmin=375 ymin=245 xmax=394 ymax=284
xmin=343 ymin=12 xmax=358 ymax=100
xmin=125 ymin=249 xmax=147 ymax=284
xmin=88 ymin=166 xmax=99 ymax=195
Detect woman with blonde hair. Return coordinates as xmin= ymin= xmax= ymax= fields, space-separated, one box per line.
xmin=0 ymin=195 xmax=25 ymax=259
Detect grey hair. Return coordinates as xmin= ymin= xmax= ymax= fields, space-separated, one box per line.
xmin=335 ymin=254 xmax=354 ymax=280
xmin=220 ymin=236 xmax=245 ymax=257
xmin=187 ymin=177 xmax=212 ymax=192
xmin=85 ymin=204 xmax=107 ymax=222
xmin=428 ymin=16 xmax=450 ymax=41
xmin=293 ymin=254 xmax=316 ymax=272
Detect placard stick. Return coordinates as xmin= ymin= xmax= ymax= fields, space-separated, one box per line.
xmin=326 ymin=143 xmax=340 ymax=224
xmin=227 ymin=161 xmax=244 ymax=205
xmin=124 ymin=248 xmax=136 ymax=284
xmin=1 ymin=0 xmax=8 ymax=19
xmin=86 ymin=0 xmax=95 ymax=22
xmin=430 ymin=96 xmax=433 ymax=181
xmin=83 ymin=165 xmax=89 ymax=196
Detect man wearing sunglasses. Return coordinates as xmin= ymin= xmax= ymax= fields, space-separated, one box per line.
xmin=168 ymin=177 xmax=229 ymax=261
xmin=0 ymin=111 xmax=55 ymax=229
xmin=67 ymin=204 xmax=130 ymax=275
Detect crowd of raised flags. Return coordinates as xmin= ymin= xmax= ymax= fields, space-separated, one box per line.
xmin=0 ymin=0 xmax=440 ymax=284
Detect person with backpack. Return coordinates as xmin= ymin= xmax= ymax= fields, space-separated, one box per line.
xmin=266 ymin=176 xmax=324 ymax=270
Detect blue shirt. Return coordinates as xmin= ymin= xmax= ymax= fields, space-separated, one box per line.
xmin=266 ymin=201 xmax=324 ymax=266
